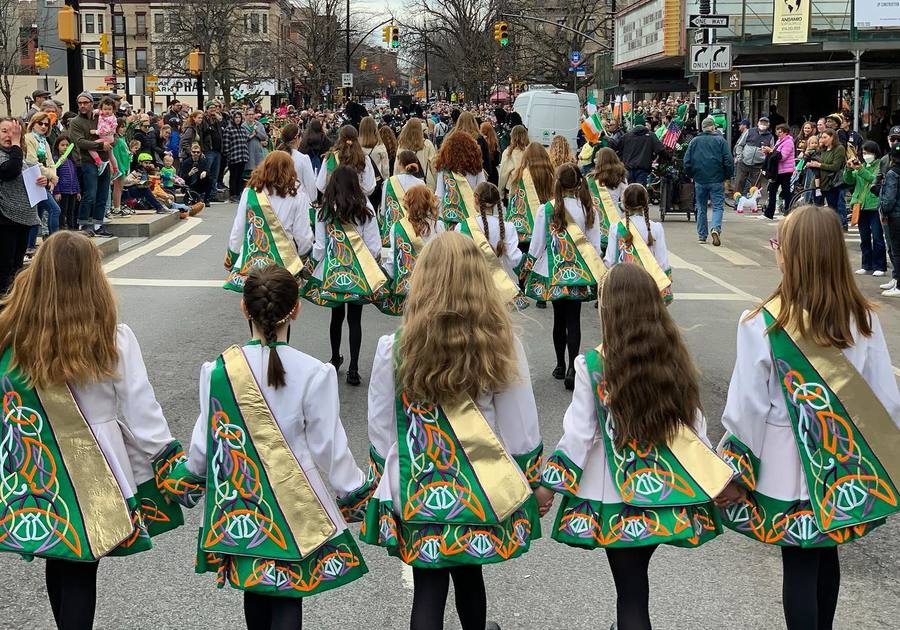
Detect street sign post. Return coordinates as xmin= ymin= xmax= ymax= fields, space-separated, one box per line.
xmin=104 ymin=76 xmax=116 ymax=85
xmin=570 ymin=51 xmax=581 ymax=66
xmin=692 ymin=29 xmax=708 ymax=45
xmin=689 ymin=14 xmax=730 ymax=28
xmin=690 ymin=43 xmax=732 ymax=72
xmin=341 ymin=73 xmax=353 ymax=88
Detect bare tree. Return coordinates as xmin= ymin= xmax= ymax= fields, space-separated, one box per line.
xmin=0 ymin=0 xmax=38 ymax=116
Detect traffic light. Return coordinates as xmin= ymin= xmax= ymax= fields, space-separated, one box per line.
xmin=359 ymin=57 xmax=367 ymax=70
xmin=187 ymin=48 xmax=204 ymax=75
xmin=382 ymin=26 xmax=391 ymax=45
xmin=99 ymin=33 xmax=109 ymax=55
xmin=115 ymin=58 xmax=125 ymax=74
xmin=57 ymin=6 xmax=78 ymax=45
xmin=390 ymin=26 xmax=400 ymax=48
xmin=494 ymin=21 xmax=509 ymax=46
xmin=34 ymin=50 xmax=50 ymax=69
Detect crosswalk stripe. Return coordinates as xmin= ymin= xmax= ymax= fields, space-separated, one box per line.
xmin=668 ymin=253 xmax=761 ymax=301
xmin=157 ymin=234 xmax=211 ymax=257
xmin=103 ymin=217 xmax=202 ymax=273
xmin=705 ymin=246 xmax=760 ymax=267
xmin=108 ymin=278 xmax=222 ymax=287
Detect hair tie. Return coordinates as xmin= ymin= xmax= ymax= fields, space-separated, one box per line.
xmin=345 ymin=140 xmax=352 ymax=146
xmin=274 ymin=312 xmax=293 ymax=327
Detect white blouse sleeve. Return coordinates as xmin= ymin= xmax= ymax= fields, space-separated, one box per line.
xmin=862 ymin=313 xmax=900 ymax=427
xmin=435 ymin=170 xmax=446 ymax=201
xmin=113 ymin=324 xmax=175 ymax=462
xmin=312 ymin=219 xmax=326 ymax=263
xmin=474 ymin=170 xmax=487 ymax=186
xmin=302 ymin=363 xmax=366 ymax=496
xmin=316 ymin=158 xmax=329 ymax=193
xmin=228 ymin=188 xmax=250 ymax=255
xmin=527 ymin=205 xmax=547 ymax=259
xmin=493 ymin=337 xmax=542 ymax=459
xmin=289 ymin=191 xmax=314 ymax=257
xmin=603 ymin=222 xmax=617 ymax=268
xmin=384 ymin=223 xmax=397 ymax=279
xmin=361 ymin=217 xmax=381 ymax=259
xmin=502 ymin=220 xmax=522 ymax=269
xmin=300 ymin=154 xmax=317 ymax=201
xmin=650 ymin=222 xmax=670 ymax=271
xmin=359 ymin=157 xmax=376 ymax=196
xmin=720 ymin=313 xmax=773 ymax=461
xmin=186 ymin=361 xmax=215 ymax=477
xmin=583 ymin=204 xmax=605 ymax=256
xmin=367 ymin=335 xmax=397 ymax=461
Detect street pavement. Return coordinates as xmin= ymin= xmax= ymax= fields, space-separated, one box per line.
xmin=2 ymin=201 xmax=899 ymax=630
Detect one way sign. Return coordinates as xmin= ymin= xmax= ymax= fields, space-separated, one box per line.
xmin=690 ymin=43 xmax=732 ymax=72
xmin=689 ymin=14 xmax=730 ymax=28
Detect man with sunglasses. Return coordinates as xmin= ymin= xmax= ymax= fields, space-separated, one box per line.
xmin=68 ymin=92 xmax=114 ymax=237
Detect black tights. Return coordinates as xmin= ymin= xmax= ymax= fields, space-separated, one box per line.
xmin=551 ymin=299 xmax=582 ymax=370
xmin=243 ymin=591 xmax=302 ymax=630
xmin=781 ymin=546 xmax=841 ymax=630
xmin=45 ymin=558 xmax=100 ymax=630
xmin=605 ymin=545 xmax=657 ymax=630
xmin=410 ymin=565 xmax=486 ymax=630
xmin=329 ymin=303 xmax=363 ymax=371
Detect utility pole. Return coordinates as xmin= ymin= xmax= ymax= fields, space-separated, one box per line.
xmin=423 ymin=13 xmax=429 ymax=103
xmin=697 ymin=0 xmax=710 ymax=124
xmin=345 ymin=0 xmax=351 ymax=101
xmin=64 ymin=0 xmax=84 ymax=107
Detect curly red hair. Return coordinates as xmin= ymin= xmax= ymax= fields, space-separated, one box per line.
xmin=433 ymin=131 xmax=483 ymax=175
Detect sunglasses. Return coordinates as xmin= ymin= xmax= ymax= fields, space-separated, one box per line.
xmin=36 ymin=121 xmax=50 ymax=127
xmin=769 ymin=238 xmax=780 ymax=251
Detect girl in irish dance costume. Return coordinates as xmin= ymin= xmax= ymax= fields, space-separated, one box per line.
xmin=506 ymin=141 xmax=554 ymax=248
xmin=525 ymin=163 xmax=606 ymax=389
xmin=0 ymin=232 xmax=184 ymax=629
xmin=166 ymin=265 xmax=370 ymax=630
xmin=304 ymin=165 xmax=385 ymax=385
xmin=718 ymin=204 xmax=900 ymax=630
xmin=316 ymin=125 xmax=376 ymax=206
xmin=535 ymin=262 xmax=737 ymax=630
xmin=225 ymin=151 xmax=314 ymax=292
xmin=455 ymin=181 xmax=522 ymax=290
xmin=432 ymin=131 xmax=485 ymax=226
xmin=362 ymin=232 xmax=543 ymax=630
xmin=379 ymin=149 xmax=427 ymax=246
xmin=377 ymin=184 xmax=444 ymax=316
xmin=588 ymin=147 xmax=626 ymax=256
xmin=604 ymin=183 xmax=672 ymax=304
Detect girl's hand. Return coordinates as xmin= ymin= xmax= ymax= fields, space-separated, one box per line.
xmin=533 ymin=486 xmax=555 ymax=516
xmin=76 ymin=193 xmax=81 ymax=201
xmin=713 ymin=480 xmax=747 ymax=507
xmin=808 ymin=161 xmax=821 ymax=168
xmin=54 ymin=193 xmax=61 ymax=202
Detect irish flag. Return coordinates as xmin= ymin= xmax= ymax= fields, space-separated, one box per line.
xmin=581 ymin=112 xmax=604 ymax=143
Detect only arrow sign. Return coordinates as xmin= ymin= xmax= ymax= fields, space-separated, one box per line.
xmin=712 ymin=46 xmax=728 ymax=61
xmin=693 ymin=46 xmax=709 ymax=62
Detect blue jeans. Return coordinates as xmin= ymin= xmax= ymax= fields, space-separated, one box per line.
xmin=695 ymin=181 xmax=725 ymax=241
xmin=205 ymin=150 xmax=222 ymax=202
xmin=77 ymin=163 xmax=111 ymax=227
xmin=628 ymin=168 xmax=649 ymax=186
xmin=836 ymin=187 xmax=848 ymax=228
xmin=27 ymin=196 xmax=62 ymax=249
xmin=857 ymin=210 xmax=887 ymax=272
xmin=122 ymin=187 xmax=165 ymax=211
xmin=823 ymin=189 xmax=843 ymax=223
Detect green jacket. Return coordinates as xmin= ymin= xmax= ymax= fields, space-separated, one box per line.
xmin=817 ymin=144 xmax=846 ymax=191
xmin=112 ymin=137 xmax=131 ymax=179
xmin=843 ymin=161 xmax=879 ymax=210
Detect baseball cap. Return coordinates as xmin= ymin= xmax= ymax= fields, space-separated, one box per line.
xmin=739 ymin=118 xmax=750 ymax=126
xmin=138 ymin=152 xmax=154 ymax=162
xmin=889 ymin=125 xmax=900 ymax=139
xmin=32 ymin=89 xmax=51 ymax=99
xmin=758 ymin=116 xmax=770 ymax=123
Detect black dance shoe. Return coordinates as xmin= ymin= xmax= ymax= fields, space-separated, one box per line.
xmin=346 ymin=369 xmax=361 ymax=386
xmin=552 ymin=365 xmax=566 ymax=380
xmin=564 ymin=367 xmax=576 ymax=390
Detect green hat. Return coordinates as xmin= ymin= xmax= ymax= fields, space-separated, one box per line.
xmin=138 ymin=152 xmax=153 ymax=162
xmin=259 ymin=116 xmax=270 ymax=124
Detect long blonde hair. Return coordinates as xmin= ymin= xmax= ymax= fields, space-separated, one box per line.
xmin=508 ymin=125 xmax=529 ymax=153
xmin=397 ymin=117 xmax=426 ymax=153
xmin=358 ymin=116 xmax=381 ymax=149
xmin=754 ymin=204 xmax=873 ymax=348
xmin=0 ymin=231 xmax=118 ymax=387
xmin=548 ymin=135 xmax=576 ymax=169
xmin=453 ymin=111 xmax=480 ymax=139
xmin=399 ymin=232 xmax=517 ymax=402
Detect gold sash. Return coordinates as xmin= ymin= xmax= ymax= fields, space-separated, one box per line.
xmin=452 ymin=172 xmax=477 ymax=218
xmin=613 ymin=219 xmax=671 ymax=293
xmin=222 ymin=346 xmax=337 ymax=556
xmin=593 ymin=182 xmax=622 ymax=228
xmin=764 ymin=298 xmax=900 ymax=488
xmin=397 ymin=217 xmax=425 ymax=251
xmin=343 ymin=220 xmax=388 ymax=294
xmin=463 ymin=217 xmax=520 ymax=305
xmin=257 ymin=190 xmax=302 ymax=277
xmin=560 ymin=206 xmax=607 ymax=283
xmin=37 ymin=384 xmax=133 ymax=559
xmin=521 ymin=168 xmax=539 ymax=210
xmin=443 ymin=395 xmax=532 ymax=522
xmin=668 ymin=426 xmax=736 ymax=499
xmin=388 ymin=175 xmax=408 ymax=211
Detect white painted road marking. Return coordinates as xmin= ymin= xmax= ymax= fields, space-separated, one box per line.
xmin=103 ymin=217 xmax=202 ymax=273
xmin=401 ymin=564 xmax=414 ymax=590
xmin=108 ymin=278 xmax=222 ymax=287
xmin=705 ymin=246 xmax=760 ymax=267
xmin=668 ymin=253 xmax=761 ymax=302
xmin=157 ymin=234 xmax=211 ymax=257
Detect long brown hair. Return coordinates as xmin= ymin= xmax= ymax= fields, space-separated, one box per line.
xmin=242 ymin=266 xmax=299 ymax=388
xmin=551 ymin=163 xmax=594 ymax=230
xmin=358 ymin=116 xmax=381 ymax=149
xmin=754 ymin=204 xmax=873 ymax=348
xmin=0 ymin=231 xmax=118 ymax=387
xmin=600 ymin=263 xmax=701 ymax=448
xmin=508 ymin=125 xmax=529 ymax=153
xmin=247 ymin=150 xmax=298 ymax=197
xmin=512 ymin=142 xmax=554 ymax=203
xmin=397 ymin=117 xmax=426 ymax=152
xmin=480 ymin=121 xmax=498 ymax=156
xmin=592 ymin=147 xmax=626 ymax=188
xmin=621 ymin=183 xmax=654 ymax=246
xmin=379 ymin=125 xmax=398 ymax=163
xmin=332 ymin=125 xmax=366 ymax=171
xmin=433 ymin=131 xmax=482 ymax=175
xmin=399 ymin=232 xmax=517 ymax=402
xmin=396 ymin=149 xmax=423 ymax=178
xmin=473 ymin=181 xmax=506 ymax=257
xmin=404 ymin=186 xmax=438 ymax=238
xmin=454 ymin=111 xmax=480 ymax=139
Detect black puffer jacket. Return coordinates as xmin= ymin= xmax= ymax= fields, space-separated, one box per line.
xmin=618 ymin=125 xmax=666 ymax=171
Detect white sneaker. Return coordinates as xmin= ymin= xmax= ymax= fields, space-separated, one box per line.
xmin=879 ymin=278 xmax=897 ymax=290
xmin=873 ymin=270 xmax=885 ymax=277
xmin=882 ymin=287 xmax=900 ymax=297
xmin=855 ymin=268 xmax=869 ymax=275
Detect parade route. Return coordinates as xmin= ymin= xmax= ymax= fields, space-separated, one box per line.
xmin=2 ymin=202 xmax=899 ymax=630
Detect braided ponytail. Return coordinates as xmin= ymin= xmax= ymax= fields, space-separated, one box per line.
xmin=473 ymin=182 xmax=504 ymax=257
xmin=243 ymin=266 xmax=300 ymax=388
xmin=621 ymin=183 xmax=653 ymax=247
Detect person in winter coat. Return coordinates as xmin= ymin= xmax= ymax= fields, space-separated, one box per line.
xmin=244 ymin=111 xmax=268 ymax=173
xmin=879 ymin=144 xmax=900 ymax=297
xmin=761 ymin=124 xmax=796 ymax=219
xmin=683 ymin=117 xmax=734 ymax=246
xmin=221 ymin=112 xmax=251 ymax=203
xmin=843 ymin=141 xmax=887 ymax=277
xmin=734 ymin=116 xmax=774 ymax=200
xmin=617 ymin=124 xmax=665 ymax=185
xmin=178 ymin=143 xmax=212 ymax=205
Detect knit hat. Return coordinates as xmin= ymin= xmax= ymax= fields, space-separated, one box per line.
xmin=701 ymin=116 xmax=716 ymax=131
xmin=138 ymin=152 xmax=154 ymax=162
xmin=76 ymin=91 xmax=94 ymax=104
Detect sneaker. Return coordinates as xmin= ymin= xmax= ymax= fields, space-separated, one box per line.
xmin=179 ymin=211 xmax=189 ymax=220
xmin=81 ymin=227 xmax=96 ymax=237
xmin=94 ymin=227 xmax=115 ymax=238
xmin=228 ymin=195 xmax=240 ymax=203
xmin=882 ymin=287 xmax=900 ymax=297
xmin=698 ymin=237 xmax=707 ymax=244
xmin=711 ymin=230 xmax=721 ymax=246
xmin=873 ymin=270 xmax=886 ymax=277
xmin=855 ymin=269 xmax=870 ymax=275
xmin=189 ymin=202 xmax=204 ymax=216
xmin=879 ymin=278 xmax=897 ymax=290
xmin=155 ymin=208 xmax=174 ymax=214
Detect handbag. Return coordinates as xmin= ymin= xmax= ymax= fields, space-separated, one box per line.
xmin=763 ymin=140 xmax=784 ymax=180
xmin=850 ymin=202 xmax=861 ymax=227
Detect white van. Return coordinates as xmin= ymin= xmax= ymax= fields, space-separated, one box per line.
xmin=513 ymin=90 xmax=581 ymax=149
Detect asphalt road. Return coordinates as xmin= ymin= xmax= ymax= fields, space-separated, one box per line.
xmin=2 ymin=201 xmax=899 ymax=630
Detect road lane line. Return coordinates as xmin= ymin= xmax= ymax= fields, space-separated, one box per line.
xmin=108 ymin=278 xmax=222 ymax=287
xmin=668 ymin=253 xmax=761 ymax=302
xmin=401 ymin=564 xmax=414 ymax=590
xmin=103 ymin=217 xmax=202 ymax=273
xmin=705 ymin=246 xmax=760 ymax=267
xmin=676 ymin=293 xmax=754 ymax=301
xmin=894 ymin=366 xmax=900 ymax=378
xmin=157 ymin=234 xmax=211 ymax=257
